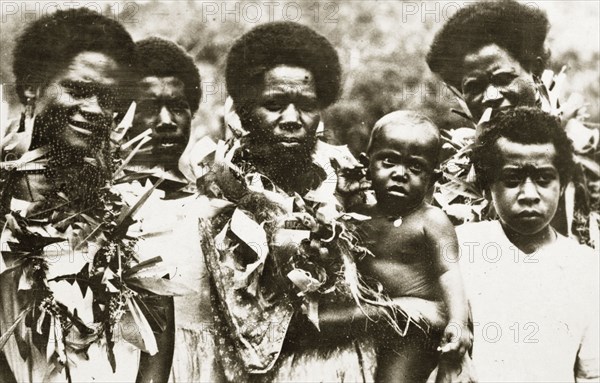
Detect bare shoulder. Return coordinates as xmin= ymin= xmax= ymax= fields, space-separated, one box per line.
xmin=421 ymin=204 xmax=454 ymax=228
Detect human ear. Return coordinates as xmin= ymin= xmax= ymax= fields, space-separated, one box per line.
xmin=533 ymin=56 xmax=546 ymax=77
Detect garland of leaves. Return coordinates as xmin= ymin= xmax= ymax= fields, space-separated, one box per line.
xmin=197 ymin=138 xmax=429 ymax=374
xmin=0 ymin=108 xmax=188 ymax=381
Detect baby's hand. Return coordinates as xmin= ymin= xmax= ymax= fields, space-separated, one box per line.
xmin=435 ymin=353 xmax=477 ymax=383
xmin=438 ymin=322 xmax=472 ymax=359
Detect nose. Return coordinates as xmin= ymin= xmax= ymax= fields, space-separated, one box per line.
xmin=159 ymin=106 xmax=174 ymax=125
xmin=156 ymin=106 xmax=177 ymax=133
xmin=79 ymin=95 xmax=104 ymax=115
xmin=518 ymin=178 xmax=541 ymax=204
xmin=482 ymin=84 xmax=504 ymax=107
xmin=391 ymin=164 xmax=408 ymax=181
xmin=280 ymin=104 xmax=301 ymax=125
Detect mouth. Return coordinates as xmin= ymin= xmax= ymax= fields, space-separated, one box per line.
xmin=274 ymin=137 xmax=304 ymax=148
xmin=150 ymin=136 xmax=187 ymax=153
xmin=516 ymin=210 xmax=543 ymax=219
xmin=68 ymin=119 xmax=97 ymax=136
xmin=386 ymin=185 xmax=408 ymax=197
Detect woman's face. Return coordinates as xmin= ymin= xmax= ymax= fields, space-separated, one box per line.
xmin=33 ymin=51 xmax=124 ymax=154
xmin=460 ymin=44 xmax=538 ymax=121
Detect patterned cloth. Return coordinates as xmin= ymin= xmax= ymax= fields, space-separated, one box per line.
xmin=199 ymin=138 xmax=378 ymax=382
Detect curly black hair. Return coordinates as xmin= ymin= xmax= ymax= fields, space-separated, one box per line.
xmin=472 ymin=106 xmax=575 ymax=190
xmin=135 ymin=37 xmax=202 ymax=114
xmin=426 ymin=0 xmax=551 ymax=89
xmin=13 ymin=8 xmax=135 ymax=105
xmin=226 ymin=21 xmax=342 ymax=109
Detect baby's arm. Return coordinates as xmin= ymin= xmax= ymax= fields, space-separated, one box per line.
xmin=423 ymin=207 xmax=471 ymax=358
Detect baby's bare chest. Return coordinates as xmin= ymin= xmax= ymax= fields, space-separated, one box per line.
xmin=359 ymin=217 xmax=430 ymax=264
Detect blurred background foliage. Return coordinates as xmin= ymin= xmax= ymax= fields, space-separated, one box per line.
xmin=1 ymin=0 xmax=598 ymax=154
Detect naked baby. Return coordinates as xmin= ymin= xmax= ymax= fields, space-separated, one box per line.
xmin=359 ymin=111 xmax=472 ymax=382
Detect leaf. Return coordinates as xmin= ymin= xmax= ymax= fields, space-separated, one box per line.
xmin=0 ymin=146 xmax=50 ymax=171
xmin=445 ymin=83 xmax=474 ymax=122
xmin=134 ymin=297 xmax=167 ymax=333
xmin=565 ymin=182 xmax=575 ymax=238
xmin=48 ymin=263 xmax=91 ymax=298
xmin=113 ymin=135 xmax=152 ymax=177
xmin=72 ymin=221 xmax=104 ymax=251
xmin=111 ymin=101 xmax=136 ymax=143
xmin=0 ymin=304 xmax=32 ymax=349
xmin=122 ymin=297 xmax=158 ymax=355
xmin=104 ymin=325 xmax=117 ymax=373
xmin=230 ymin=209 xmax=268 ymax=258
xmin=127 ymin=275 xmax=194 ymax=296
xmin=123 ymin=256 xmax=163 ymax=278
xmin=575 ymin=155 xmax=600 ymax=177
xmin=120 ymin=127 xmax=152 ymax=150
xmin=287 ymin=269 xmax=323 ymax=295
xmin=115 ymin=178 xmax=164 ymax=232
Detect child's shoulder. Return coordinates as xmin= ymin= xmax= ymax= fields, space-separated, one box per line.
xmin=418 ymin=204 xmax=453 ymax=227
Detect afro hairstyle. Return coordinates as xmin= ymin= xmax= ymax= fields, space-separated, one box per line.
xmin=226 ymin=21 xmax=342 ymax=109
xmin=426 ymin=0 xmax=551 ymax=89
xmin=13 ymin=8 xmax=135 ymax=105
xmin=135 ymin=37 xmax=202 ymax=114
xmin=472 ymin=106 xmax=575 ymax=191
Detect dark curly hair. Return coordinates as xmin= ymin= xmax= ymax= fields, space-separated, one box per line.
xmin=135 ymin=37 xmax=202 ymax=114
xmin=13 ymin=8 xmax=135 ymax=105
xmin=472 ymin=106 xmax=575 ymax=190
xmin=226 ymin=21 xmax=342 ymax=109
xmin=426 ymin=0 xmax=551 ymax=89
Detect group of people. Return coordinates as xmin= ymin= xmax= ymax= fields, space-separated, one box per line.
xmin=0 ymin=1 xmax=598 ymax=383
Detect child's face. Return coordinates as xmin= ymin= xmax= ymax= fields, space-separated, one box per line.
xmin=489 ymin=137 xmax=561 ymax=236
xmin=369 ymin=125 xmax=438 ymax=215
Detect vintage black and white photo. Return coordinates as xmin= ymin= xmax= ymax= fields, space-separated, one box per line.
xmin=1 ymin=1 xmax=598 ymax=382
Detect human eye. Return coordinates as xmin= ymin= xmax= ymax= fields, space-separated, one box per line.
xmin=534 ymin=171 xmax=557 ymax=186
xmin=137 ymin=100 xmax=160 ymax=115
xmin=462 ymin=78 xmax=485 ymax=96
xmin=65 ymin=82 xmax=90 ymax=99
xmin=408 ymin=161 xmax=424 ymax=174
xmin=492 ymin=71 xmax=518 ymax=86
xmin=262 ymin=99 xmax=283 ymax=111
xmin=169 ymin=100 xmax=190 ymax=113
xmin=298 ymin=99 xmax=318 ymax=113
xmin=500 ymin=172 xmax=522 ymax=188
xmin=381 ymin=157 xmax=396 ymax=168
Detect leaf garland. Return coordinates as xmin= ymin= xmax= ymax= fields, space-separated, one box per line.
xmin=0 ymin=120 xmax=189 ymax=381
xmin=198 ymin=138 xmax=418 ymax=373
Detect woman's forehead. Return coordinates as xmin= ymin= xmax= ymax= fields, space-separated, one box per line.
xmin=462 ymin=44 xmax=524 ymax=75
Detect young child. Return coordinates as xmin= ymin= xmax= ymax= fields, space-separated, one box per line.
xmin=358 ymin=111 xmax=471 ymax=382
xmin=458 ymin=107 xmax=599 ymax=381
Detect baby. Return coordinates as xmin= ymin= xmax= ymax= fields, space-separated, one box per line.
xmin=358 ymin=111 xmax=471 ymax=382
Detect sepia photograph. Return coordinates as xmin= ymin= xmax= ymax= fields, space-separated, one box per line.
xmin=1 ymin=1 xmax=599 ymax=382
